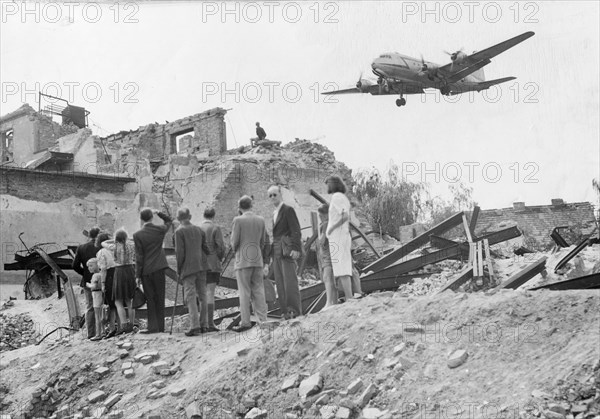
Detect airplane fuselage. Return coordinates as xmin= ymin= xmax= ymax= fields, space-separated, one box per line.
xmin=371 ymin=52 xmax=482 ymax=92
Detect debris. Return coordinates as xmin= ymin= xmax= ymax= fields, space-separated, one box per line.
xmin=447 ymin=350 xmax=468 ymax=368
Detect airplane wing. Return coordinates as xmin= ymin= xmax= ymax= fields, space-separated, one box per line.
xmin=439 ymin=31 xmax=535 ymax=83
xmin=320 ymin=87 xmax=364 ymax=95
xmin=321 ymin=82 xmax=424 ymax=96
xmin=449 ymin=77 xmax=516 ymax=95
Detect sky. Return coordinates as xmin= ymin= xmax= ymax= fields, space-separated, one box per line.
xmin=1 ymin=1 xmax=599 ymax=210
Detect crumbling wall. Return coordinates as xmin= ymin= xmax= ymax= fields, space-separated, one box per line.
xmin=98 ymin=108 xmax=227 ymax=163
xmin=0 ymin=167 xmax=146 ymax=276
xmin=475 ymin=200 xmax=597 ymax=249
xmin=0 ymin=104 xmax=78 ymax=165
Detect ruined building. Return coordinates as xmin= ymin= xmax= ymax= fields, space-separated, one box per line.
xmin=1 ymin=103 xmax=351 ymax=278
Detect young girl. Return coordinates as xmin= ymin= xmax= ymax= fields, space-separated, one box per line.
xmin=86 ymin=258 xmax=104 ymax=341
xmin=102 ymin=229 xmax=136 ymax=334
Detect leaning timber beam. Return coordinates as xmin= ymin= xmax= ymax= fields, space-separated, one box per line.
xmin=309 ymin=189 xmax=381 ymax=259
xmin=554 ymin=236 xmax=592 ymax=272
xmin=437 ymin=266 xmax=474 ymax=293
xmin=362 ymin=212 xmax=464 ymax=274
xmin=35 ymin=248 xmax=81 ymax=329
xmin=469 ymin=206 xmax=480 ymax=240
xmin=496 ymin=257 xmax=547 ymax=290
xmin=529 ymin=272 xmax=600 ymax=290
xmin=430 ymin=225 xmax=522 ymax=252
xmin=362 ymin=245 xmax=463 ymax=281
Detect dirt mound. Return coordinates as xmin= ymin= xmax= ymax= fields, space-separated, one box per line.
xmin=1 ymin=286 xmax=598 ymax=419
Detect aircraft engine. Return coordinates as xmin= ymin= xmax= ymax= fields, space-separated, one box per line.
xmin=356 ymin=78 xmax=373 ymax=93
xmin=451 ymin=50 xmax=467 ymax=64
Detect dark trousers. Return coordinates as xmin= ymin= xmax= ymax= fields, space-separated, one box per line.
xmin=142 ymin=269 xmax=166 ymax=332
xmin=83 ymin=288 xmax=95 ymax=338
xmin=272 ymin=241 xmax=301 ymax=316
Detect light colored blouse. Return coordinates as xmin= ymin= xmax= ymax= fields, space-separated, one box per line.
xmin=102 ymin=240 xmax=136 ymax=266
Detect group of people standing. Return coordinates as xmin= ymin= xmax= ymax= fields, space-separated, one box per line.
xmin=73 ymin=175 xmax=355 ymax=338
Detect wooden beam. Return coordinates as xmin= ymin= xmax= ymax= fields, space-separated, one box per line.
xmin=360 ymin=273 xmax=427 ymax=293
xmin=529 ymin=272 xmax=600 ymax=290
xmin=297 ymin=212 xmax=319 ymax=276
xmin=462 ymin=213 xmax=473 ymax=243
xmin=483 ymin=239 xmax=494 ymax=281
xmin=496 ymin=257 xmax=547 ymax=290
xmin=477 ymin=241 xmax=484 ymax=279
xmin=35 ymin=248 xmax=81 ymax=329
xmin=437 ymin=266 xmax=474 ymax=293
xmin=362 ymin=211 xmax=464 ymax=273
xmin=309 ymin=189 xmax=381 ymax=259
xmin=362 ymin=245 xmax=462 ymax=281
xmin=469 ymin=206 xmax=480 ymax=239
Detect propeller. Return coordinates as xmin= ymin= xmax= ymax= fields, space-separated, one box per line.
xmin=356 ymin=72 xmax=363 ymax=89
xmin=444 ymin=48 xmax=466 ymax=71
xmin=420 ymin=54 xmax=428 ymax=71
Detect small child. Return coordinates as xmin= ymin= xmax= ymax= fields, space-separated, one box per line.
xmin=86 ymin=258 xmax=104 ymax=341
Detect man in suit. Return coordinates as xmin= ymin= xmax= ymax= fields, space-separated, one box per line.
xmin=72 ymin=227 xmax=101 ymax=339
xmin=199 ymin=207 xmax=226 ymax=332
xmin=267 ymin=185 xmax=302 ymax=319
xmin=133 ymin=207 xmax=173 ymax=334
xmin=174 ymin=207 xmax=210 ymax=336
xmin=231 ymin=195 xmax=270 ymax=332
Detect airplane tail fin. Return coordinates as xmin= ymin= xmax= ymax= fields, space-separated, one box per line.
xmin=472 ymin=66 xmax=485 ymax=82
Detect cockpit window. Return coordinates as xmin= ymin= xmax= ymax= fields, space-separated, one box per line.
xmin=379 ymin=54 xmax=392 ymax=59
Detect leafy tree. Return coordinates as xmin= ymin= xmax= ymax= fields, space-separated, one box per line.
xmin=353 ymin=163 xmax=427 ymax=239
xmin=425 ymin=182 xmax=476 ymax=227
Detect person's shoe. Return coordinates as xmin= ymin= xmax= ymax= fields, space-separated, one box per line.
xmin=232 ymin=324 xmax=253 ymax=333
xmin=103 ymin=328 xmax=117 ymax=339
xmin=199 ymin=327 xmax=210 ymax=334
xmin=184 ymin=327 xmax=202 ymax=337
xmin=121 ymin=323 xmax=134 ymax=334
xmin=138 ymin=329 xmax=158 ymax=334
xmin=206 ymin=326 xmax=220 ymax=333
xmin=90 ymin=335 xmax=102 ymax=342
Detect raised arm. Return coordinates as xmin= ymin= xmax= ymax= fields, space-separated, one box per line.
xmin=156 ymin=211 xmax=173 ymax=231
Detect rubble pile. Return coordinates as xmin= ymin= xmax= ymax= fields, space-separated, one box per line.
xmin=183 ymin=289 xmax=599 ymax=419
xmin=0 ymin=312 xmax=38 ymax=352
xmin=283 ymin=138 xmax=337 ymax=166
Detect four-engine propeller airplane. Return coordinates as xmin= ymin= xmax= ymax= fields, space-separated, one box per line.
xmin=322 ymin=31 xmax=535 ymax=107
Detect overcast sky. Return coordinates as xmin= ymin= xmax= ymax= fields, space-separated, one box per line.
xmin=1 ymin=1 xmax=599 ymax=210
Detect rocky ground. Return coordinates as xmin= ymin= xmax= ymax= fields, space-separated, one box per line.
xmin=0 ymin=243 xmax=598 ymax=419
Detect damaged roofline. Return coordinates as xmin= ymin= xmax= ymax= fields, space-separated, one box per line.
xmin=0 ymin=165 xmax=136 ymax=182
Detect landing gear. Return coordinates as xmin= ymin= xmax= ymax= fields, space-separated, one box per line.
xmin=440 ymin=86 xmax=451 ymax=95
xmin=395 ymin=97 xmax=406 ymax=107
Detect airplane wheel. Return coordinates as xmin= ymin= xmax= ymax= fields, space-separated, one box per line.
xmin=396 ymin=99 xmax=402 ymax=107
xmin=400 ymin=98 xmax=406 ymax=106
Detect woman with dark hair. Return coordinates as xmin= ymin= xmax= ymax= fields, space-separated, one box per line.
xmin=95 ymin=233 xmax=118 ymax=338
xmin=325 ymin=175 xmax=354 ymax=302
xmin=102 ymin=229 xmax=136 ymax=334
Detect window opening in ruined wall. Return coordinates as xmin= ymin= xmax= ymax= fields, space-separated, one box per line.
xmin=172 ymin=128 xmax=196 ymax=153
xmin=1 ymin=128 xmax=14 ymax=162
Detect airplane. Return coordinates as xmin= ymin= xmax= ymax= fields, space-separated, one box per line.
xmin=322 ymin=31 xmax=535 ymax=107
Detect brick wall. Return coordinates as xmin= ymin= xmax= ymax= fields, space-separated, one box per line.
xmin=0 ymin=167 xmax=132 ymax=203
xmin=474 ymin=200 xmax=597 ymax=249
xmin=99 ymin=108 xmax=227 ymax=162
